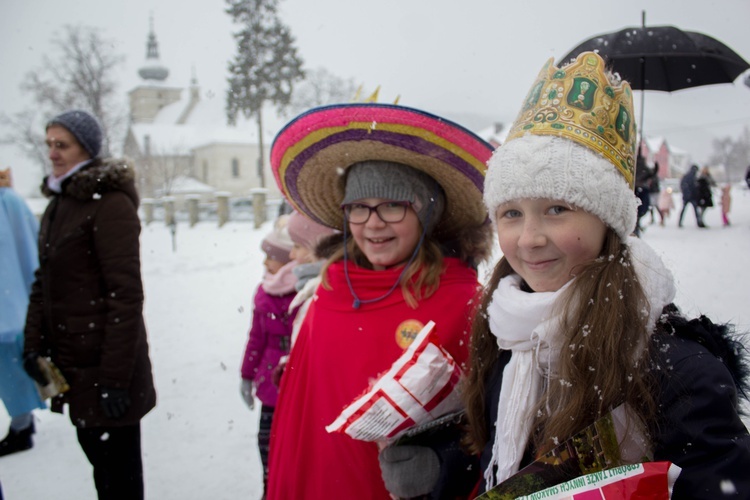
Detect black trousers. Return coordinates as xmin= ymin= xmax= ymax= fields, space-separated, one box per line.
xmin=77 ymin=424 xmax=144 ymax=500
xmin=678 ymin=200 xmax=703 ymax=226
xmin=258 ymin=404 xmax=275 ymax=493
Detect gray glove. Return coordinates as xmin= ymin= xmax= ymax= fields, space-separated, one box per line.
xmin=379 ymin=445 xmax=440 ymax=499
xmin=240 ymin=379 xmax=255 ymax=410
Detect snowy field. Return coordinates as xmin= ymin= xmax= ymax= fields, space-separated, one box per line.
xmin=2 ymin=184 xmax=750 ymax=499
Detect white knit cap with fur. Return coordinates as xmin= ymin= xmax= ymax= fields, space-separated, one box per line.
xmin=484 ymin=134 xmax=637 ymax=241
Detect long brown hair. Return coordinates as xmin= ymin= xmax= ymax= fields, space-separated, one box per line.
xmin=463 ymin=229 xmax=657 ymax=457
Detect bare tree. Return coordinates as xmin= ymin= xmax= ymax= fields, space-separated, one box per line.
xmin=0 ymin=24 xmax=126 ymax=177
xmin=288 ymin=67 xmax=360 ymax=115
xmin=708 ymin=126 xmax=750 ymax=182
xmin=135 ymin=140 xmax=193 ymax=198
xmin=0 ymin=110 xmax=49 ymax=175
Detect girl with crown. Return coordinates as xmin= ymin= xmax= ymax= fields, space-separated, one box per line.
xmin=380 ymin=52 xmax=750 ymax=498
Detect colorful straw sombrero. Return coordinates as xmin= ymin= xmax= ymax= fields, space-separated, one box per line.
xmin=270 ymin=103 xmax=494 ymax=237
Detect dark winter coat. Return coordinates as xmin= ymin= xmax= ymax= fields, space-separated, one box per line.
xmin=240 ymin=285 xmax=297 ymax=407
xmin=476 ymin=309 xmax=750 ymax=498
xmin=635 ymin=157 xmax=652 ymax=218
xmin=680 ymin=166 xmax=699 ymax=203
xmin=24 ymin=158 xmax=156 ymax=428
xmin=696 ymin=175 xmax=714 ymax=208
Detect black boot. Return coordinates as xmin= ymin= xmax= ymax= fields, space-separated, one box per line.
xmin=0 ymin=421 xmax=34 ymax=457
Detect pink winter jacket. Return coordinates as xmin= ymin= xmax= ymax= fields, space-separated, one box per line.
xmin=240 ymin=285 xmax=298 ymax=407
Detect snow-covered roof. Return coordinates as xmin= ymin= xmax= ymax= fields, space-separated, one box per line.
xmin=154 ymin=175 xmax=215 ymax=197
xmin=645 ymin=136 xmax=666 ymax=152
xmin=131 ymin=122 xmax=264 ymax=152
xmin=668 ymin=144 xmax=688 ymax=155
xmin=151 ymin=96 xmax=188 ymax=124
xmin=132 ymin=91 xmax=288 ymax=153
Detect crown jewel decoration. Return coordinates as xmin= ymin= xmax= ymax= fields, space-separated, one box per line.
xmin=505 ymin=51 xmax=637 ymax=187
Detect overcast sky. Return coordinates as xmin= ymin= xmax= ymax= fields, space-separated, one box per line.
xmin=2 ymin=0 xmax=750 ymax=194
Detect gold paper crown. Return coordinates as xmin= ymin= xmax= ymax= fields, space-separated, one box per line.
xmin=505 ymin=51 xmax=637 ymax=187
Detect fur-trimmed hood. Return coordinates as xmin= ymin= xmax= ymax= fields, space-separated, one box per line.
xmin=662 ymin=307 xmax=750 ymax=404
xmin=41 ymin=157 xmax=139 ymax=207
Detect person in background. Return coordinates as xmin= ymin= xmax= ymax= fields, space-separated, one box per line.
xmin=266 ymin=103 xmax=494 ymax=499
xmin=720 ymin=183 xmax=732 ymax=227
xmin=270 ymin=210 xmax=338 ymax=388
xmin=270 ymin=209 xmax=338 ymax=387
xmin=695 ymin=166 xmax=715 ymax=227
xmin=382 ymin=51 xmax=750 ymax=499
xmin=678 ymin=164 xmax=703 ymax=228
xmin=648 ymin=162 xmax=662 ymax=225
xmin=657 ymin=186 xmax=675 ymax=226
xmin=0 ymin=168 xmax=45 ymax=457
xmin=239 ymin=215 xmax=298 ymax=497
xmin=285 ymin=210 xmax=337 ymax=344
xmin=633 ymin=152 xmax=651 ymax=236
xmin=23 ymin=110 xmax=156 ymax=500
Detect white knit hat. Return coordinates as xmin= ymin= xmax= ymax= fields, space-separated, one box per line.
xmin=484 ymin=134 xmax=637 ymax=241
xmin=483 ymin=52 xmax=639 ymax=241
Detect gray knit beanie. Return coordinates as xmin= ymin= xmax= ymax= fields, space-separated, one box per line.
xmin=342 ymin=161 xmax=445 ymax=235
xmin=46 ymin=110 xmax=103 ymax=159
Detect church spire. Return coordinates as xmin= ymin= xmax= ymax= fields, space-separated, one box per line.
xmin=138 ymin=14 xmax=169 ymax=81
xmin=146 ymin=16 xmax=160 ymax=59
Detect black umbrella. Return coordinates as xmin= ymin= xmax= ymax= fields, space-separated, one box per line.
xmin=559 ymin=15 xmax=750 ymax=136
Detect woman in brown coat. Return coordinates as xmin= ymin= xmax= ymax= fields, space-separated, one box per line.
xmin=23 ymin=110 xmax=156 ymax=500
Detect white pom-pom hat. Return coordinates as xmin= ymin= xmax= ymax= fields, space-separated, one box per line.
xmin=484 ymin=134 xmax=637 ymax=241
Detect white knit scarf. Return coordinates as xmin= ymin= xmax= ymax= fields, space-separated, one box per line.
xmin=484 ymin=236 xmax=676 ymax=489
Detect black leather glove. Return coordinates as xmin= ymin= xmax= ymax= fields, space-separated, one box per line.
xmin=379 ymin=445 xmax=440 ymax=499
xmin=23 ymin=352 xmax=48 ymax=386
xmin=99 ymin=387 xmax=131 ymax=420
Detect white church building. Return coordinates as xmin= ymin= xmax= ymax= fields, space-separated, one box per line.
xmin=123 ymin=21 xmax=283 ymax=205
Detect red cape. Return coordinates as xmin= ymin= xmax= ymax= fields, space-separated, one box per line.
xmin=267 ymin=257 xmax=480 ymax=499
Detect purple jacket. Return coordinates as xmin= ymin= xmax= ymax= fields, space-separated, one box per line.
xmin=240 ymin=285 xmax=298 ymax=407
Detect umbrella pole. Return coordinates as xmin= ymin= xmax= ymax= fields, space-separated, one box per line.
xmin=638 ymin=10 xmax=647 ymax=143
xmin=639 ymin=85 xmax=645 ymax=143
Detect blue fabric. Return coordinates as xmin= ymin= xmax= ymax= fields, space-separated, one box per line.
xmin=0 ymin=188 xmax=45 ymax=416
xmin=0 ymin=188 xmax=39 ymax=342
xmin=0 ymin=335 xmax=44 ymax=416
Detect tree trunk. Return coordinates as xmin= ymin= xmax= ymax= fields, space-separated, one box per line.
xmin=257 ymin=110 xmax=265 ymax=188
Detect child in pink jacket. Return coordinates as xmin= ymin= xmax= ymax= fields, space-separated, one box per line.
xmin=657 ymin=186 xmax=675 ymax=226
xmin=240 ymin=216 xmax=299 ymax=496
xmin=720 ymin=184 xmax=732 ymax=226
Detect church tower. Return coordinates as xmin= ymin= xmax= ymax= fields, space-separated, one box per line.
xmin=128 ymin=16 xmax=182 ymax=124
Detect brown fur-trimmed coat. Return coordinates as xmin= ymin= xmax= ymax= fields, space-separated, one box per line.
xmin=24 ymin=158 xmax=156 ymax=428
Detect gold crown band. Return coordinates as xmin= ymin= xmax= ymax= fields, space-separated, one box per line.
xmin=504 ymin=52 xmax=637 ymax=188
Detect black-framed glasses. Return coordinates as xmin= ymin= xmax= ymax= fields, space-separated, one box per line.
xmin=341 ymin=201 xmax=412 ymax=224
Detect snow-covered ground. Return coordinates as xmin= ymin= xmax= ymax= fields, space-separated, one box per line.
xmin=2 ymin=185 xmax=750 ymax=499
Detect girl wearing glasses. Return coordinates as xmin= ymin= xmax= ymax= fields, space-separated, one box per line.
xmin=266 ymin=103 xmax=494 ymax=499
